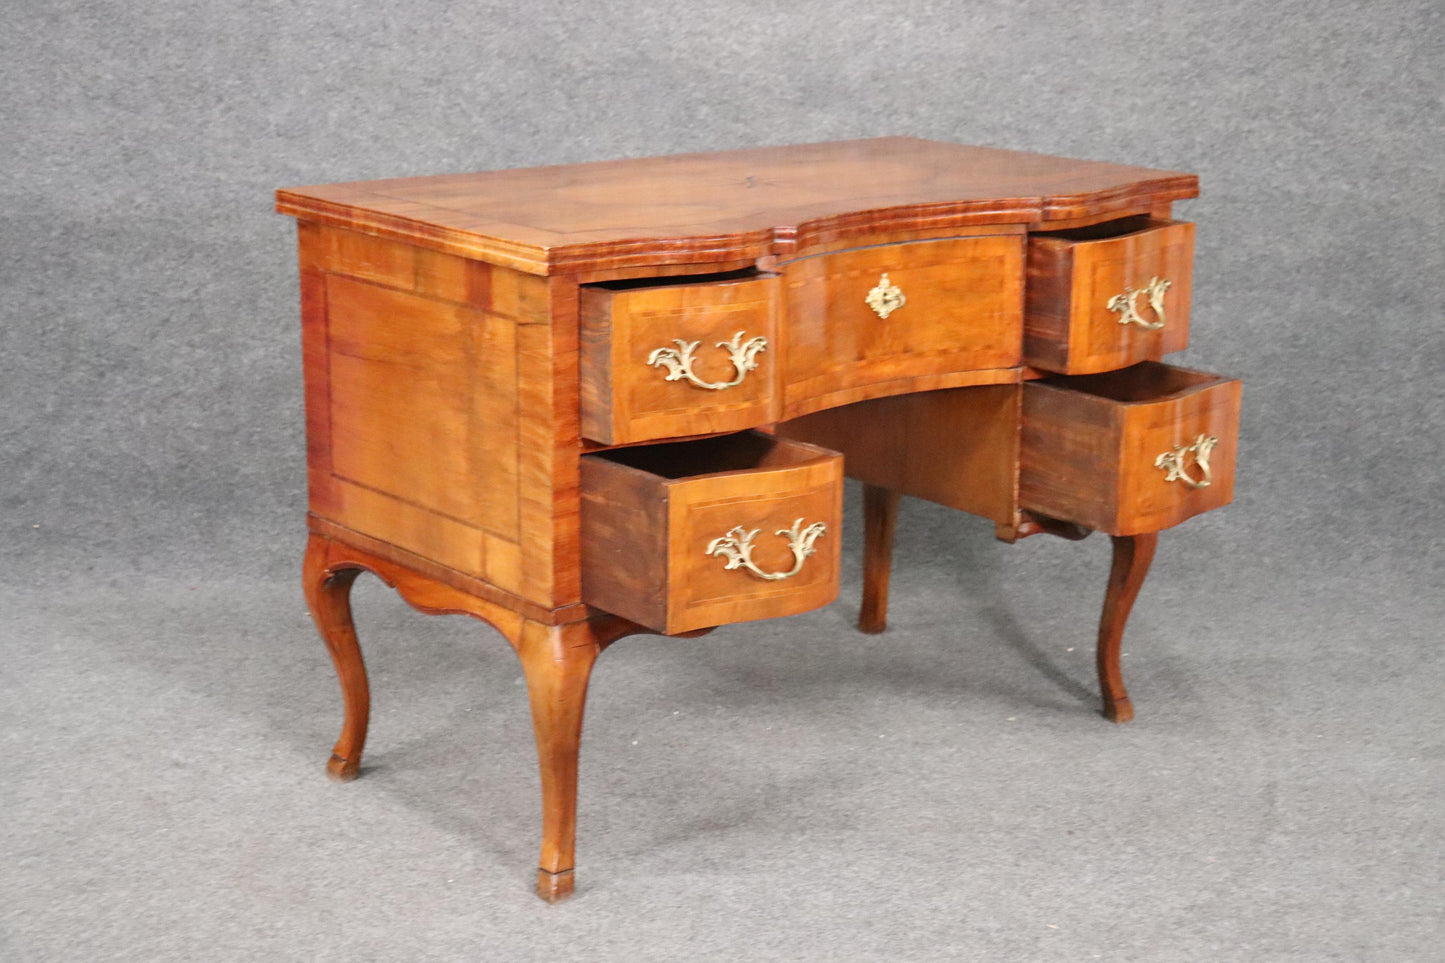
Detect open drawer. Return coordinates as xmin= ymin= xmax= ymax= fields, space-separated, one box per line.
xmin=1020 ymin=361 xmax=1241 ymax=535
xmin=580 ymin=432 xmax=843 ymax=634
xmin=579 ymin=270 xmax=780 ymax=445
xmin=1026 ymin=217 xmax=1194 ymax=374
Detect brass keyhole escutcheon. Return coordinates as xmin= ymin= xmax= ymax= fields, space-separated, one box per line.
xmin=865 ymin=273 xmax=906 ymax=319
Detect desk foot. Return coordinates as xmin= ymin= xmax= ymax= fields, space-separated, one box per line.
xmin=859 ymin=484 xmax=900 ymax=634
xmin=326 ymin=753 xmax=361 ymax=782
xmin=1102 ymin=696 xmax=1134 ymax=725
xmin=1097 ymin=533 xmax=1157 ymax=723
xmin=536 ymin=868 xmax=575 ymax=903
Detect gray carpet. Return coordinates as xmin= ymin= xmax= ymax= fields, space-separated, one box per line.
xmin=3 ymin=0 xmax=1442 ymax=959
xmin=5 ymin=499 xmax=1442 ymax=960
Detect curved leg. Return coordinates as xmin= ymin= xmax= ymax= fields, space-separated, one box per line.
xmin=525 ymin=620 xmax=709 ymax=903
xmin=303 ymin=534 xmax=370 ymax=781
xmin=517 ymin=616 xmax=643 ymax=903
xmin=859 ymin=484 xmax=900 ymax=634
xmin=1097 ymin=532 xmax=1158 ymax=723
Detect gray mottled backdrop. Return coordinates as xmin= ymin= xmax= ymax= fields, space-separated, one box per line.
xmin=3 ymin=1 xmax=1442 ymax=960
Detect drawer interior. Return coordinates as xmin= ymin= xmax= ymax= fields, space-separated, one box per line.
xmin=1034 ymin=360 xmax=1225 ymax=403
xmin=583 ymin=266 xmax=764 ymax=292
xmin=587 ymin=431 xmax=830 ymax=480
xmin=1031 ymin=214 xmax=1167 ymax=242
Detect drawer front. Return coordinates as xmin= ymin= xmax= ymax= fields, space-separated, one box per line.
xmin=781 ymin=236 xmax=1024 ymax=417
xmin=580 ymin=433 xmax=842 ymax=634
xmin=1020 ymin=362 xmax=1240 ymax=535
xmin=1025 ymin=218 xmax=1194 ymax=374
xmin=580 ymin=273 xmax=779 ymax=444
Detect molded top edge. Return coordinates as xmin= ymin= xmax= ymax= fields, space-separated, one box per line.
xmin=276 ymin=138 xmax=1198 ymax=275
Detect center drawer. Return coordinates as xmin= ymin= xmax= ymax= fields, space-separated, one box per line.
xmin=780 ymin=235 xmax=1024 ymax=417
xmin=580 ymin=432 xmax=843 ymax=634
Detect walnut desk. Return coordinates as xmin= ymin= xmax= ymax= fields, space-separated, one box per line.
xmin=276 ymin=138 xmax=1240 ymax=902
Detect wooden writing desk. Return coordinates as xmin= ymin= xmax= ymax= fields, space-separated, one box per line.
xmin=276 ymin=138 xmax=1240 ymax=901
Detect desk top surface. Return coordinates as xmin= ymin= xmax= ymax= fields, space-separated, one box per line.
xmin=276 ymin=137 xmax=1197 ymax=274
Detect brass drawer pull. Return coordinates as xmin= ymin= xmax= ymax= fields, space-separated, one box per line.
xmin=705 ymin=517 xmax=828 ymax=581
xmin=647 ymin=330 xmax=767 ymax=390
xmin=865 ymin=273 xmax=906 ymax=319
xmin=1108 ymin=276 xmax=1171 ymax=330
xmin=1155 ymin=433 xmax=1217 ymax=489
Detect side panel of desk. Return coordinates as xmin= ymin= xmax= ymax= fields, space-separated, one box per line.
xmin=297 ymin=222 xmax=578 ymax=609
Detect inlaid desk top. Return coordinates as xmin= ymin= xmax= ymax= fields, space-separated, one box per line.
xmin=277 ymin=137 xmax=1198 ymax=273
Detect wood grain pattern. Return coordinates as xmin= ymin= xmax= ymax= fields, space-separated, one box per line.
xmin=779 ymin=384 xmax=1022 ymax=524
xmin=297 ymin=224 xmax=336 ymax=515
xmin=580 ymin=432 xmax=843 ymax=634
xmin=579 ymin=271 xmax=780 ymax=444
xmin=781 ymin=235 xmax=1023 ymax=418
xmin=298 ymin=220 xmax=584 ymax=609
xmin=326 ymin=274 xmax=518 ymax=538
xmin=303 ymin=532 xmax=529 ymax=645
xmin=277 ymin=138 xmax=1198 ymax=274
xmin=1020 ymin=362 xmax=1241 ymax=534
xmin=307 ymin=514 xmax=585 ymax=625
xmin=1025 ymin=217 xmax=1194 ymax=374
xmin=516 ymin=276 xmax=582 ymax=609
xmin=1097 ymin=533 xmax=1158 ymax=723
xmin=298 ymin=224 xmax=529 ymax=594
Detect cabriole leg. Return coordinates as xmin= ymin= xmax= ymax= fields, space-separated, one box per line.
xmin=302 ymin=534 xmax=370 ymax=781
xmin=1097 ymin=532 xmax=1159 ymax=723
xmin=517 ymin=618 xmax=604 ymax=903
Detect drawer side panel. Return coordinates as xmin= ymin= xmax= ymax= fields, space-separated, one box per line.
xmin=579 ymin=457 xmax=670 ymax=630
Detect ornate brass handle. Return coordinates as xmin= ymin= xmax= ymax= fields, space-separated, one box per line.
xmin=865 ymin=273 xmax=906 ymax=319
xmin=1108 ymin=276 xmax=1171 ymax=330
xmin=1155 ymin=434 xmax=1217 ymax=489
xmin=647 ymin=330 xmax=767 ymax=390
xmin=704 ymin=517 xmax=828 ymax=581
